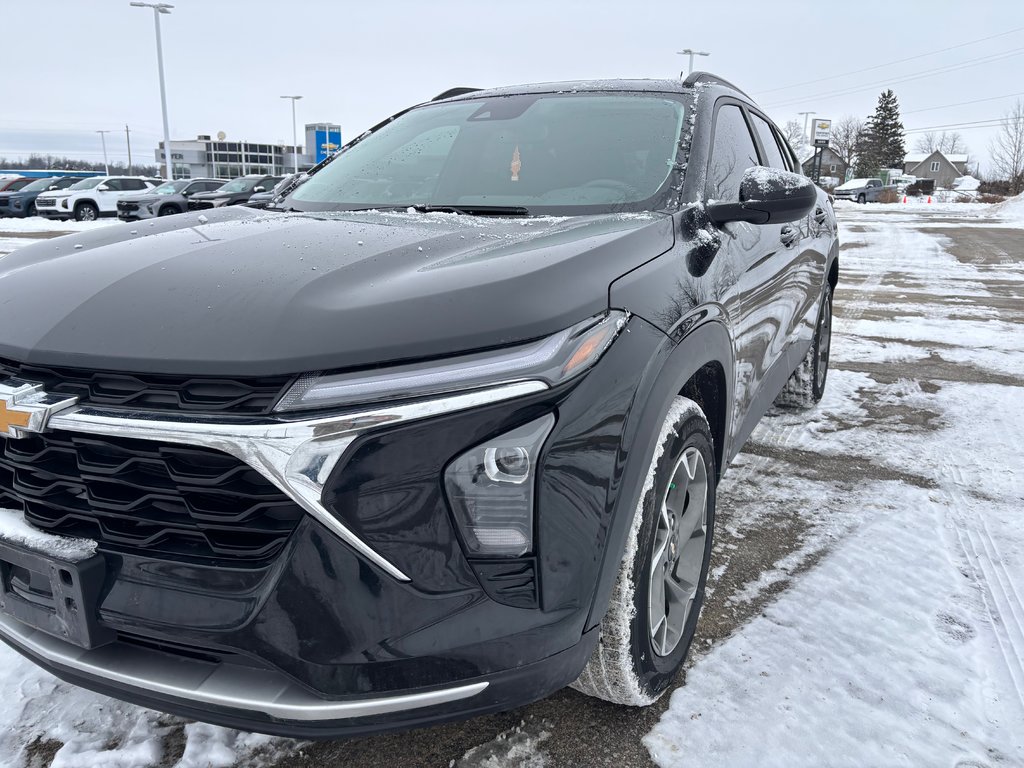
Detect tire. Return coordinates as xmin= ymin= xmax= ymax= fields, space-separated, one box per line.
xmin=775 ymin=282 xmax=833 ymax=409
xmin=158 ymin=205 xmax=180 ymax=217
xmin=572 ymin=397 xmax=716 ymax=705
xmin=74 ymin=202 xmax=98 ymax=222
xmin=857 ymin=193 xmax=866 ymax=204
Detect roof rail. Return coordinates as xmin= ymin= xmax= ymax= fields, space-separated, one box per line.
xmin=431 ymin=87 xmax=482 ymax=101
xmin=682 ymin=71 xmax=754 ymax=101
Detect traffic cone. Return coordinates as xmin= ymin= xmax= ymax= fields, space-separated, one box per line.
xmin=927 ymin=196 xmax=932 ymax=204
xmin=903 ymin=195 xmax=907 ymax=203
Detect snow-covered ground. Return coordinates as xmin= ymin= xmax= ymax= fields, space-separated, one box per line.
xmin=648 ymin=203 xmax=1024 ymax=767
xmin=1 ymin=201 xmax=1023 ymax=766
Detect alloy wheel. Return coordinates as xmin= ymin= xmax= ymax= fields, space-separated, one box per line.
xmin=648 ymin=446 xmax=709 ymax=657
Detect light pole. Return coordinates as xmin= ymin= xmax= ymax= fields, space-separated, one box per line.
xmin=798 ymin=111 xmax=816 ymax=146
xmin=677 ymin=48 xmax=710 ymax=78
xmin=96 ymin=130 xmax=110 ymax=175
xmin=130 ymin=2 xmax=174 ymax=179
xmin=280 ymin=95 xmax=302 ymax=174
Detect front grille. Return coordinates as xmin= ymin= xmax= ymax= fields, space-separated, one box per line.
xmin=117 ymin=201 xmax=139 ymax=212
xmin=0 ymin=431 xmax=304 ymax=563
xmin=187 ymin=200 xmax=215 ymax=211
xmin=0 ymin=358 xmax=292 ymax=416
xmin=35 ymin=197 xmax=56 ymax=208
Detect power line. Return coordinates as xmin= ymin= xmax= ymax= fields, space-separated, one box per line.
xmin=756 ymin=25 xmax=1024 ymax=95
xmin=904 ymin=117 xmax=1011 ymax=134
xmin=903 ymin=91 xmax=1024 ymax=115
xmin=765 ymin=46 xmax=1024 ymax=109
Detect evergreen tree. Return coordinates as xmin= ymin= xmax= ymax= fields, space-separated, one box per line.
xmin=854 ymin=90 xmax=906 ymax=176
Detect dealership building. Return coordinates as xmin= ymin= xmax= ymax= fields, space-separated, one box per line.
xmin=154 ymin=122 xmax=342 ymax=179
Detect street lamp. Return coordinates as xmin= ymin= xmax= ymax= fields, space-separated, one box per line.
xmin=677 ymin=48 xmax=710 ymax=77
xmin=797 ymin=111 xmax=816 ymax=146
xmin=96 ymin=130 xmax=110 ymax=175
xmin=280 ymin=96 xmax=303 ymax=174
xmin=130 ymin=2 xmax=174 ymax=179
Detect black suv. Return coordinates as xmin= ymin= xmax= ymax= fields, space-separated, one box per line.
xmin=186 ymin=174 xmax=282 ymax=210
xmin=0 ymin=75 xmax=838 ymax=738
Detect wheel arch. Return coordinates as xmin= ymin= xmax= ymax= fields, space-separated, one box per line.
xmin=583 ymin=316 xmax=734 ymax=631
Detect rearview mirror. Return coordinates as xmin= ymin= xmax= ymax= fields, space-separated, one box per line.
xmin=707 ymin=168 xmax=816 ymax=226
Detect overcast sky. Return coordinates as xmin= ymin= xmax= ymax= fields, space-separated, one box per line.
xmin=2 ymin=0 xmax=1022 ymax=174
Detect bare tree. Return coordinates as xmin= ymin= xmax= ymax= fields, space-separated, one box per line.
xmin=989 ymin=99 xmax=1024 ymax=195
xmin=782 ymin=119 xmax=805 ymax=148
xmin=914 ymin=131 xmax=967 ymax=155
xmin=830 ymin=116 xmax=863 ymax=175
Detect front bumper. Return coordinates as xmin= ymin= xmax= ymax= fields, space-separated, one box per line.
xmin=0 ymin=318 xmax=662 ymax=735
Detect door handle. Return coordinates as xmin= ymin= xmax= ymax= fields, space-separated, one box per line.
xmin=780 ymin=225 xmax=800 ymax=248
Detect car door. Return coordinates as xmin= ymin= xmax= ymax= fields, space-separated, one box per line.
xmin=704 ymin=101 xmax=799 ymax=450
xmin=748 ymin=111 xmax=827 ymax=377
xmin=95 ymin=178 xmax=124 ymax=212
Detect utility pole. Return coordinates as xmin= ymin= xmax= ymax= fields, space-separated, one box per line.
xmin=130 ymin=2 xmax=174 ymax=179
xmin=125 ymin=124 xmax=133 ymax=175
xmin=96 ymin=130 xmax=110 ymax=174
xmin=677 ymin=48 xmax=710 ymax=78
xmin=798 ymin=111 xmax=816 ymax=146
xmin=280 ymin=95 xmax=302 ymax=173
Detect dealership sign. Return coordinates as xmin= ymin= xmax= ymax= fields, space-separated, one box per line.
xmin=813 ymin=119 xmax=831 ymax=148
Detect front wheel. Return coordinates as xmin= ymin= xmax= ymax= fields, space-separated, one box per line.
xmin=857 ymin=193 xmax=866 ymax=204
xmin=572 ymin=397 xmax=716 ymax=705
xmin=74 ymin=202 xmax=98 ymax=222
xmin=158 ymin=205 xmax=180 ymax=216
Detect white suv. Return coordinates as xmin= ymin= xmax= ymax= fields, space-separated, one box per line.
xmin=35 ymin=176 xmax=160 ymax=221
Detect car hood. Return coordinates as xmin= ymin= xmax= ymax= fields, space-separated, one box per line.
xmin=0 ymin=207 xmax=674 ymax=376
xmin=120 ymin=194 xmax=164 ymax=204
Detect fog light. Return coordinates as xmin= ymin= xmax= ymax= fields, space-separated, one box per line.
xmin=445 ymin=414 xmax=555 ymax=557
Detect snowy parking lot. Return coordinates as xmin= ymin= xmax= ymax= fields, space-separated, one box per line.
xmin=1 ymin=200 xmax=1023 ymax=767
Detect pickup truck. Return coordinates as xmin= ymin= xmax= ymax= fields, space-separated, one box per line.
xmin=833 ymin=177 xmax=897 ymax=203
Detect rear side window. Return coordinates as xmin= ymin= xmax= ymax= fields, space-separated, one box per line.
xmin=706 ymin=104 xmax=759 ymax=202
xmin=750 ymin=114 xmax=788 ymax=170
xmin=103 ymin=179 xmax=124 ymax=191
xmin=121 ymin=179 xmax=147 ymax=191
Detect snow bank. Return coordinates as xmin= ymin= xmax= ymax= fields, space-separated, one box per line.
xmin=0 ymin=218 xmax=116 ymax=234
xmin=991 ymin=192 xmax=1024 ymax=224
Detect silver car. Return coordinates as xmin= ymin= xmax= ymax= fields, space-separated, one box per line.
xmin=117 ymin=178 xmax=225 ymax=221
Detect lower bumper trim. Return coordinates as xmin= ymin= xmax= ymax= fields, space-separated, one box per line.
xmin=0 ymin=613 xmax=487 ymax=722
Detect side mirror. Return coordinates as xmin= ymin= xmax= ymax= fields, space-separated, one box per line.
xmin=253 ymin=186 xmax=265 ymax=193
xmin=97 ymin=184 xmax=111 ymax=192
xmin=707 ymin=168 xmax=817 ymax=226
xmin=181 ymin=189 xmax=191 ymax=196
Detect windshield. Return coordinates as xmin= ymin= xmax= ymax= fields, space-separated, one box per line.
xmin=152 ymin=180 xmax=189 ymax=195
xmin=69 ymin=177 xmax=104 ymax=190
xmin=19 ymin=178 xmax=59 ymax=192
xmin=291 ymin=93 xmax=687 ymax=215
xmin=218 ymin=178 xmax=258 ymax=193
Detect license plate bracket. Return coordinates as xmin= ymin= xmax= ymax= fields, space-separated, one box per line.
xmin=0 ymin=540 xmax=115 ymax=649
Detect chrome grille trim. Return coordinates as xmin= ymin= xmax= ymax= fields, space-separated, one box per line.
xmin=41 ymin=380 xmax=547 ymax=582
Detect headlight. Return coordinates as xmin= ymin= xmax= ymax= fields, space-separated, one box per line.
xmin=12 ymin=199 xmax=21 ymax=209
xmin=445 ymin=414 xmax=555 ymax=557
xmin=275 ymin=310 xmax=626 ymax=413
xmin=212 ymin=198 xmax=230 ymax=206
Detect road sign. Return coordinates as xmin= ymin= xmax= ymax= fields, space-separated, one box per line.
xmin=813 ymin=119 xmax=831 ymax=148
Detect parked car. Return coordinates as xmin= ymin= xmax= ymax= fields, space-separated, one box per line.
xmin=34 ymin=176 xmax=159 ymax=221
xmin=0 ymin=177 xmax=33 ymax=193
xmin=832 ymin=177 xmax=897 ymax=203
xmin=244 ymin=172 xmax=305 ymax=209
xmin=0 ymin=176 xmax=80 ymax=217
xmin=186 ymin=174 xmax=282 ymax=210
xmin=116 ymin=178 xmax=226 ymax=221
xmin=0 ymin=74 xmax=838 ymax=738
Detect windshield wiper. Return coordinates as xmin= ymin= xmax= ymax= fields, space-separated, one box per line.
xmin=409 ymin=204 xmax=531 ymax=217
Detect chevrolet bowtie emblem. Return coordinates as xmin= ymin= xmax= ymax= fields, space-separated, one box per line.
xmin=0 ymin=379 xmax=79 ymax=439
